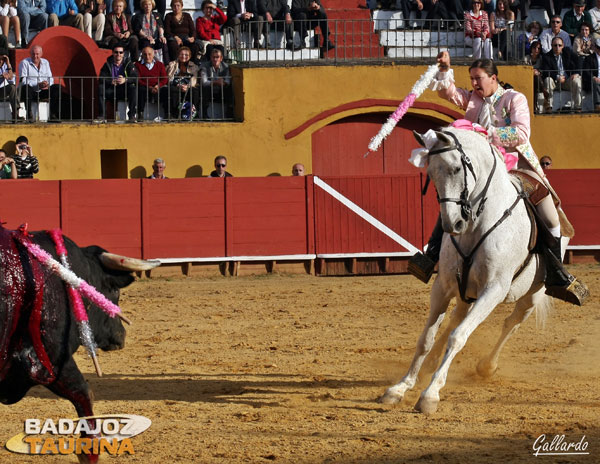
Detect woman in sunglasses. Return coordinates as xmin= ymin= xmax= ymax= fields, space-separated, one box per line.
xmin=464 ymin=0 xmax=493 ymax=59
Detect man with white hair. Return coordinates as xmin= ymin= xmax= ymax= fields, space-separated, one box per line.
xmin=148 ymin=158 xmax=168 ymax=179
xmin=18 ymin=45 xmax=61 ymax=120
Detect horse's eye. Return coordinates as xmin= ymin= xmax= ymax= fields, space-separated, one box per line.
xmin=451 ymin=166 xmax=461 ymax=175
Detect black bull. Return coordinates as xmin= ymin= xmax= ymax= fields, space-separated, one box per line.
xmin=0 ymin=228 xmax=156 ymax=442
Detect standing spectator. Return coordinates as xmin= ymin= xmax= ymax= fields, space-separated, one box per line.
xmin=132 ymin=0 xmax=168 ymax=63
xmin=590 ymin=0 xmax=600 ymax=39
xmin=291 ymin=0 xmax=334 ymax=50
xmin=541 ymin=36 xmax=582 ymax=112
xmin=104 ymin=0 xmax=138 ymax=60
xmin=518 ymin=21 xmax=542 ymax=58
xmin=464 ymin=0 xmax=493 ymax=59
xmin=490 ymin=0 xmax=514 ymax=60
xmin=47 ymin=0 xmax=85 ymax=31
xmin=196 ymin=0 xmax=226 ymax=59
xmin=13 ymin=136 xmax=39 ymax=178
xmin=0 ymin=0 xmax=21 ymax=48
xmin=263 ymin=0 xmax=295 ymax=50
xmin=165 ymin=46 xmax=199 ymax=119
xmin=200 ymin=47 xmax=231 ymax=118
xmin=539 ymin=155 xmax=553 ymax=169
xmin=164 ymin=0 xmax=199 ymax=63
xmin=209 ymin=155 xmax=232 ymax=177
xmin=525 ymin=40 xmax=545 ymax=109
xmin=135 ymin=46 xmax=167 ymax=120
xmin=226 ymin=0 xmax=265 ymax=49
xmin=292 ymin=163 xmax=305 ymax=176
xmin=0 ymin=52 xmax=18 ymax=120
xmin=582 ymin=37 xmax=600 ymax=110
xmin=98 ymin=43 xmax=137 ymax=120
xmin=17 ymin=0 xmax=48 ymax=48
xmin=540 ymin=15 xmax=572 ymax=53
xmin=148 ymin=157 xmax=168 ymax=178
xmin=18 ymin=45 xmax=61 ymax=120
xmin=0 ymin=149 xmax=16 ymax=179
xmin=563 ymin=0 xmax=592 ymax=41
xmin=78 ymin=0 xmax=106 ymax=41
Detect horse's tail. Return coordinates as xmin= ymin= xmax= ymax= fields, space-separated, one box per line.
xmin=534 ymin=293 xmax=553 ymax=330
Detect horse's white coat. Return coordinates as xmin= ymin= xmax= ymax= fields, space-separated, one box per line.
xmin=380 ymin=128 xmax=557 ymax=413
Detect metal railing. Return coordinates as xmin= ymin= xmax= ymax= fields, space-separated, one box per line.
xmin=532 ymin=67 xmax=600 ymax=115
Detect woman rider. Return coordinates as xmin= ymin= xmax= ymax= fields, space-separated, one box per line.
xmin=408 ymin=51 xmax=588 ymax=306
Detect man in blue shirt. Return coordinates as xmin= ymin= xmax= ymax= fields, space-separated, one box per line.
xmin=47 ymin=0 xmax=85 ymax=31
xmin=17 ymin=0 xmax=48 ymax=48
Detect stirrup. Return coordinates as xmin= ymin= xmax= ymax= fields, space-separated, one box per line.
xmin=545 ymin=278 xmax=589 ymax=306
xmin=407 ymin=252 xmax=436 ymax=284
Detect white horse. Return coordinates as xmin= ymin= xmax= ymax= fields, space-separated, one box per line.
xmin=379 ymin=127 xmax=559 ymax=414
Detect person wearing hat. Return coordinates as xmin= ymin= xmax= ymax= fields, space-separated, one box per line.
xmin=563 ymin=0 xmax=593 ymax=40
xmin=582 ymin=37 xmax=600 ymax=111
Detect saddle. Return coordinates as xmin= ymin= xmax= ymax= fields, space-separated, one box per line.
xmin=509 ymin=172 xmax=538 ymax=253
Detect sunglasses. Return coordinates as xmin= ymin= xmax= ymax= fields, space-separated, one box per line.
xmin=216 ymin=163 xmax=226 ymax=167
xmin=113 ymin=50 xmax=125 ymax=54
xmin=541 ymin=162 xmax=551 ymax=167
xmin=552 ymin=43 xmax=563 ymax=47
xmin=551 ymin=20 xmax=561 ymax=23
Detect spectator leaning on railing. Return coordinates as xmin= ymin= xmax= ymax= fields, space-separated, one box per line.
xmin=563 ymin=0 xmax=592 ymax=42
xmin=77 ymin=0 xmax=106 ymax=41
xmin=525 ymin=40 xmax=545 ymax=108
xmin=541 ymin=36 xmax=582 ymax=112
xmin=47 ymin=0 xmax=86 ymax=32
xmin=540 ymin=15 xmax=572 ymax=53
xmin=582 ymin=37 xmax=600 ymax=111
xmin=17 ymin=0 xmax=48 ymax=48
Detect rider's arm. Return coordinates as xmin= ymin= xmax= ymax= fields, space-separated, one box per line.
xmin=488 ymin=91 xmax=530 ymax=148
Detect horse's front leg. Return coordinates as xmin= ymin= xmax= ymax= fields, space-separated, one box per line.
xmin=415 ymin=283 xmax=507 ymax=414
xmin=379 ymin=279 xmax=452 ymax=405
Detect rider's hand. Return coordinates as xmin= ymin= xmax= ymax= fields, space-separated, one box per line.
xmin=437 ymin=51 xmax=450 ymax=71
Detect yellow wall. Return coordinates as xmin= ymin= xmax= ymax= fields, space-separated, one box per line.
xmin=0 ymin=63 xmax=596 ymax=179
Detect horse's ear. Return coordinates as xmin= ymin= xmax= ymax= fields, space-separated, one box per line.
xmin=434 ymin=130 xmax=453 ymax=146
xmin=413 ymin=130 xmax=425 ymax=147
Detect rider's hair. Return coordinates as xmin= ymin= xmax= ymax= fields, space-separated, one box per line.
xmin=469 ymin=59 xmax=512 ymax=90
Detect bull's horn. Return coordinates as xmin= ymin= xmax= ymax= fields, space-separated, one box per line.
xmin=100 ymin=253 xmax=161 ymax=272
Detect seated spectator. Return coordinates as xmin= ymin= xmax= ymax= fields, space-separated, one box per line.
xmin=135 ymin=45 xmax=168 ymax=120
xmin=422 ymin=0 xmax=465 ymax=30
xmin=164 ymin=0 xmax=199 ymax=63
xmin=292 ymin=163 xmax=305 ymax=176
xmin=464 ymin=0 xmax=493 ymax=59
xmin=573 ymin=22 xmax=594 ymax=59
xmin=490 ymin=0 xmax=514 ymax=59
xmin=507 ymin=0 xmax=526 ymax=22
xmin=0 ymin=0 xmax=21 ymax=48
xmin=98 ymin=43 xmax=137 ymax=120
xmin=226 ymin=0 xmax=265 ymax=49
xmin=209 ymin=155 xmax=232 ymax=177
xmin=104 ymin=0 xmax=138 ymax=60
xmin=13 ymin=135 xmax=39 ymax=178
xmin=0 ymin=52 xmax=18 ymax=120
xmin=78 ymin=0 xmax=106 ymax=41
xmin=541 ymin=36 xmax=582 ymax=112
xmin=132 ymin=0 xmax=168 ymax=63
xmin=196 ymin=0 xmax=226 ymax=59
xmin=562 ymin=0 xmax=592 ymax=41
xmin=107 ymin=0 xmax=132 ymax=15
xmin=0 ymin=149 xmax=16 ymax=179
xmin=47 ymin=0 xmax=85 ymax=32
xmin=540 ymin=15 xmax=572 ymax=53
xmin=517 ymin=20 xmax=542 ymax=58
xmin=291 ymin=0 xmax=334 ymax=50
xmin=539 ymin=155 xmax=553 ymax=169
xmin=148 ymin=157 xmax=168 ymax=178
xmin=165 ymin=46 xmax=199 ymax=119
xmin=18 ymin=45 xmax=61 ymax=120
xmin=525 ymin=40 xmax=545 ymax=108
xmin=582 ymin=37 xmax=600 ymax=110
xmin=200 ymin=47 xmax=232 ymax=118
xmin=262 ymin=0 xmax=296 ymax=50
xmin=591 ymin=0 xmax=600 ymax=39
xmin=17 ymin=0 xmax=48 ymax=48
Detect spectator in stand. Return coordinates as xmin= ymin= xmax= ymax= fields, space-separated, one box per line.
xmin=132 ymin=0 xmax=168 ymax=63
xmin=507 ymin=0 xmax=526 ymax=22
xmin=591 ymin=0 xmax=600 ymax=39
xmin=490 ymin=0 xmax=514 ymax=59
xmin=0 ymin=52 xmax=18 ymax=120
xmin=13 ymin=135 xmax=39 ymax=178
xmin=291 ymin=0 xmax=335 ymax=50
xmin=582 ymin=37 xmax=600 ymax=110
xmin=0 ymin=0 xmax=21 ymax=49
xmin=563 ymin=0 xmax=592 ymax=41
xmin=518 ymin=20 xmax=542 ymax=58
xmin=166 ymin=46 xmax=199 ymax=119
xmin=18 ymin=44 xmax=61 ymax=120
xmin=47 ymin=0 xmax=85 ymax=31
xmin=226 ymin=0 xmax=265 ymax=49
xmin=0 ymin=149 xmax=16 ymax=179
xmin=574 ymin=22 xmax=594 ymax=59
xmin=200 ymin=47 xmax=231 ymax=118
xmin=541 ymin=36 xmax=582 ymax=112
xmin=17 ymin=0 xmax=48 ymax=48
xmin=292 ymin=163 xmax=305 ymax=176
xmin=464 ymin=0 xmax=493 ymax=59
xmin=263 ymin=0 xmax=296 ymax=50
xmin=540 ymin=155 xmax=552 ymax=169
xmin=98 ymin=43 xmax=137 ymax=120
xmin=135 ymin=46 xmax=167 ymax=120
xmin=540 ymin=15 xmax=572 ymax=53
xmin=104 ymin=0 xmax=138 ymax=60
xmin=209 ymin=155 xmax=232 ymax=177
xmin=529 ymin=0 xmax=555 ymax=23
xmin=148 ymin=157 xmax=168 ymax=178
xmin=78 ymin=0 xmax=106 ymax=41
xmin=196 ymin=0 xmax=226 ymax=59
xmin=525 ymin=40 xmax=545 ymax=109
xmin=164 ymin=0 xmax=199 ymax=63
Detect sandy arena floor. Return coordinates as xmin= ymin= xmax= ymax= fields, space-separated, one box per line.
xmin=0 ymin=264 xmax=598 ymax=464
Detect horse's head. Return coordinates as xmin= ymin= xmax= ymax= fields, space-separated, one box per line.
xmin=413 ymin=128 xmax=492 ymax=236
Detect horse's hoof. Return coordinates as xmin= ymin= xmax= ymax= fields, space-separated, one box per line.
xmin=378 ymin=389 xmax=403 ymax=405
xmin=414 ymin=395 xmax=439 ymax=414
xmin=476 ymin=359 xmax=497 ymax=378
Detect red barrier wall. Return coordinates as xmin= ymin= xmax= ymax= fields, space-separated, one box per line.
xmin=0 ymin=180 xmax=60 ymax=231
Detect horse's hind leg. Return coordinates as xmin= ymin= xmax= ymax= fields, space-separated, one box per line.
xmin=477 ymin=289 xmax=546 ymax=378
xmin=379 ymin=280 xmax=452 ymax=405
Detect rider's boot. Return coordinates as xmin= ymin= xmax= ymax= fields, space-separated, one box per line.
xmin=544 ymin=237 xmax=589 ymax=306
xmin=407 ymin=216 xmax=443 ymax=284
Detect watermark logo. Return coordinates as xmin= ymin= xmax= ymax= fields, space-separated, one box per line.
xmin=533 ymin=434 xmax=589 ymax=457
xmin=5 ymin=414 xmax=151 ymax=456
